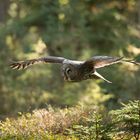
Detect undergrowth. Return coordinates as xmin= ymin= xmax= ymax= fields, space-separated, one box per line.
xmin=0 ymin=101 xmax=140 ymax=140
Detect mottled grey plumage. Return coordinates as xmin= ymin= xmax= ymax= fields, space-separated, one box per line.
xmin=10 ymin=55 xmax=140 ymax=83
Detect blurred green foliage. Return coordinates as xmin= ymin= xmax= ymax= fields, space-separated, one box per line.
xmin=0 ymin=0 xmax=140 ymax=118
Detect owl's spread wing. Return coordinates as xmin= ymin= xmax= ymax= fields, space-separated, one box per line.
xmin=86 ymin=56 xmax=123 ymax=69
xmin=10 ymin=56 xmax=65 ymax=70
xmin=84 ymin=56 xmax=140 ymax=69
xmin=92 ymin=71 xmax=112 ymax=83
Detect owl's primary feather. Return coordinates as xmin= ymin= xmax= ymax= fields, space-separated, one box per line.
xmin=10 ymin=56 xmax=65 ymax=70
xmin=10 ymin=55 xmax=140 ymax=83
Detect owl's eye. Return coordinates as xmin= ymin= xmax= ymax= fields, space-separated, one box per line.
xmin=66 ymin=67 xmax=72 ymax=75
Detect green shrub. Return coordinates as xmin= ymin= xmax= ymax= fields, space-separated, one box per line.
xmin=110 ymin=100 xmax=140 ymax=140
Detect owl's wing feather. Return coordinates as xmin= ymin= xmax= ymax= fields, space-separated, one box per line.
xmin=85 ymin=56 xmax=123 ymax=69
xmin=85 ymin=56 xmax=140 ymax=69
xmin=92 ymin=71 xmax=112 ymax=83
xmin=10 ymin=56 xmax=65 ymax=70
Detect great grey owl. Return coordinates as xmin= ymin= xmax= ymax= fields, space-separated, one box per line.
xmin=10 ymin=55 xmax=140 ymax=83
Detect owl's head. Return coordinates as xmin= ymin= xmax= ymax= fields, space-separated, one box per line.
xmin=62 ymin=64 xmax=79 ymax=82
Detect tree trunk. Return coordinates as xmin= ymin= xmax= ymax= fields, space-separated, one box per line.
xmin=0 ymin=0 xmax=10 ymax=22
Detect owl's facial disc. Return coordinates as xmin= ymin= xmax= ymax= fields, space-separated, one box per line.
xmin=62 ymin=64 xmax=79 ymax=82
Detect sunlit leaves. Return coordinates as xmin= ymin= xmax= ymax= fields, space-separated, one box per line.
xmin=59 ymin=0 xmax=69 ymax=5
xmin=8 ymin=2 xmax=18 ymax=18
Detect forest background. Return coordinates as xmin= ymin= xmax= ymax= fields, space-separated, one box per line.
xmin=0 ymin=0 xmax=140 ymax=139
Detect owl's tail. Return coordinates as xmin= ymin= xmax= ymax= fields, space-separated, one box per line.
xmin=92 ymin=71 xmax=112 ymax=83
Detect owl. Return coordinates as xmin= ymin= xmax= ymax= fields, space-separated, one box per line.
xmin=10 ymin=55 xmax=140 ymax=83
